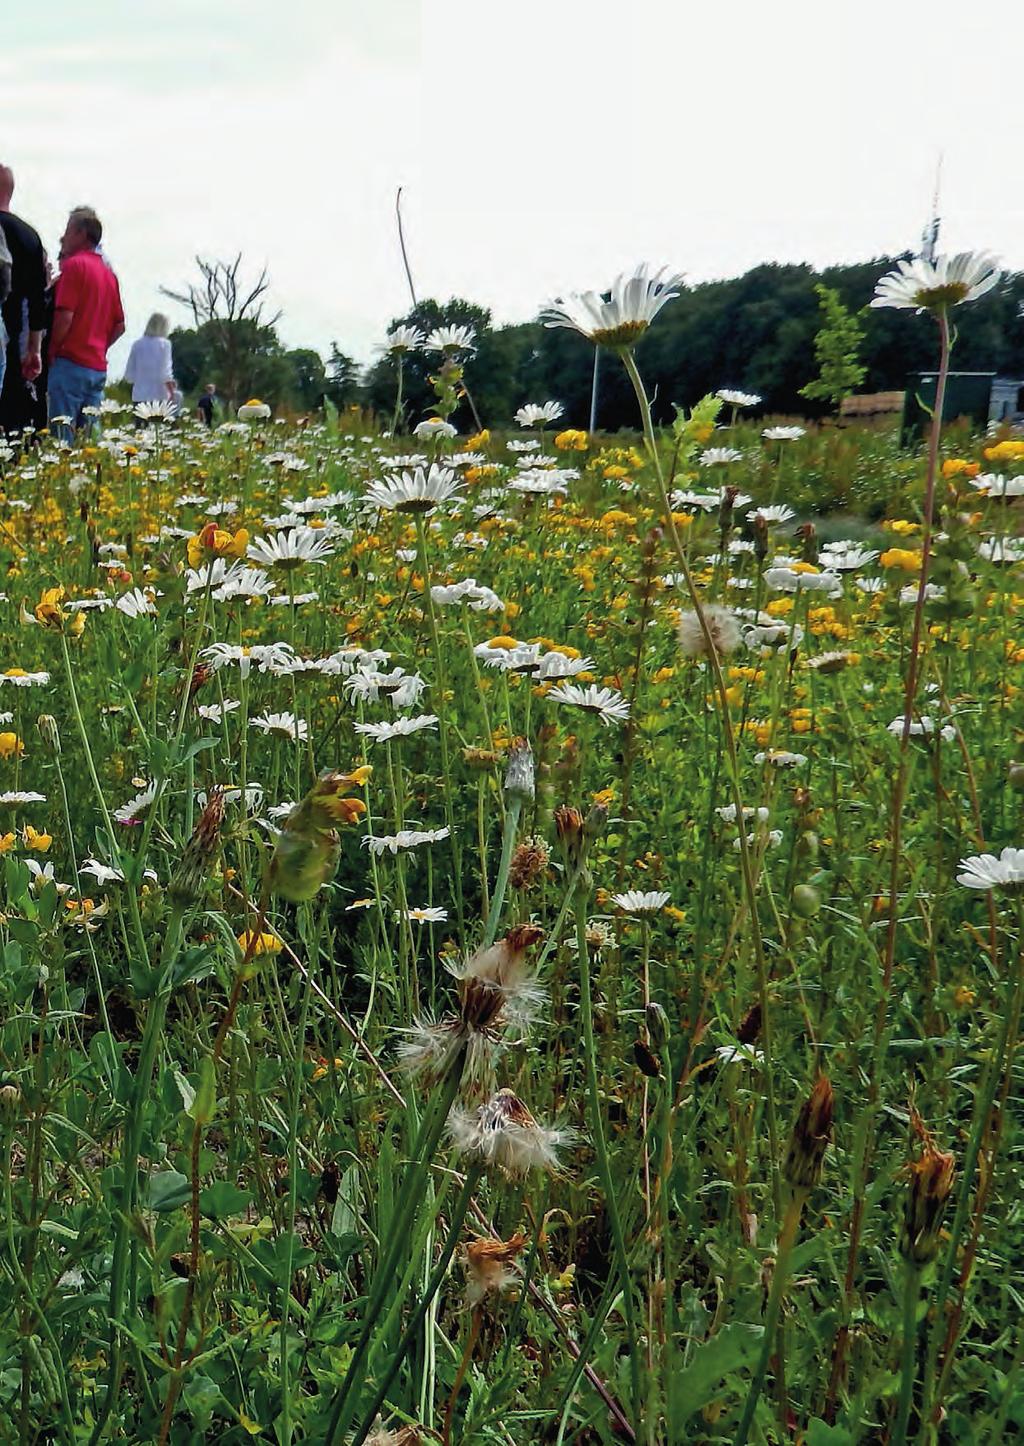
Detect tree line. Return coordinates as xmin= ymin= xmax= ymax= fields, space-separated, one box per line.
xmin=166 ymin=253 xmax=1024 ymax=425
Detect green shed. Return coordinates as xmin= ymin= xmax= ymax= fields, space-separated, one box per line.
xmin=901 ymin=371 xmax=995 ymax=446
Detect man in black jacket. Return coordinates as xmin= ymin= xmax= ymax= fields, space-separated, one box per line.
xmin=0 ymin=164 xmax=47 ymax=435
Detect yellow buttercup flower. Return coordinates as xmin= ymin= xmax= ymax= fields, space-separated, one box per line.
xmin=0 ymin=733 xmax=23 ymax=760
xmin=236 ymin=930 xmax=283 ymax=957
xmin=22 ymin=826 xmax=51 ymax=852
xmin=554 ymin=429 xmax=588 ymax=452
xmin=880 ymin=548 xmax=922 ymax=572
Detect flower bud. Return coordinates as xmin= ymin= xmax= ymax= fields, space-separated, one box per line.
xmin=553 ymin=805 xmax=585 ymax=868
xmin=267 ymin=768 xmax=368 ymax=902
xmin=0 ymin=1083 xmax=20 ymax=1123
xmin=168 ymin=789 xmax=224 ymax=906
xmin=646 ymin=1001 xmax=670 ymax=1051
xmin=504 ymin=736 xmax=535 ymax=803
xmin=791 ymin=884 xmax=821 ymax=918
xmin=36 ymin=715 xmax=61 ymax=754
xmin=900 ymin=1118 xmax=955 ymax=1266
xmin=783 ymin=1076 xmax=833 ymax=1192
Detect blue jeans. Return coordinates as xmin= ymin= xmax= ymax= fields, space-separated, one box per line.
xmin=48 ymin=356 xmax=106 ymax=442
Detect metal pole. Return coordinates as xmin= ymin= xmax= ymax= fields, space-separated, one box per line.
xmin=589 ymin=347 xmax=600 ymax=434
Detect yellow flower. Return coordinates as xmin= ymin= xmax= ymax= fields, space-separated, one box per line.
xmin=187 ymin=523 xmax=250 ymax=570
xmin=885 ymin=519 xmax=919 ymax=536
xmin=236 ymin=930 xmax=283 ymax=957
xmin=941 ymin=459 xmax=980 ymax=480
xmin=464 ymin=429 xmax=490 ymax=450
xmin=0 ymin=833 xmax=15 ymax=853
xmin=984 ymin=440 xmax=1024 ymax=463
xmin=554 ymin=429 xmax=588 ymax=452
xmin=22 ymin=825 xmax=51 ymax=852
xmin=0 ymin=733 xmax=23 ymax=760
xmin=880 ymin=548 xmax=922 ymax=572
xmin=33 ymin=585 xmax=84 ymax=635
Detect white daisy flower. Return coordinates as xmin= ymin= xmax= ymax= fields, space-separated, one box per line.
xmin=362 ymin=827 xmax=450 ymax=855
xmin=196 ymin=700 xmax=240 ymax=724
xmin=871 ymin=252 xmax=1001 ymax=312
xmin=247 ymin=527 xmax=336 ymax=571
xmin=967 ymin=472 xmax=1024 ymax=499
xmin=413 ymin=417 xmax=458 ymax=441
xmin=546 ymin=683 xmax=630 ymax=726
xmin=542 ymin=263 xmax=685 ymax=349
xmin=423 ymin=325 xmax=476 ymax=354
xmin=133 ymin=400 xmax=177 ymax=422
xmin=0 ymin=791 xmax=47 ymax=805
xmin=717 ymin=389 xmax=761 ymax=408
xmin=385 ymin=324 xmax=425 ymax=353
xmin=397 ymin=905 xmax=448 ymax=923
xmin=364 ymin=464 xmax=463 ymax=514
xmin=762 ymin=426 xmax=805 ymax=442
xmin=354 ymin=714 xmax=439 ymax=743
xmin=115 ymin=588 xmax=158 ymax=618
xmin=514 ymin=401 xmax=563 ymax=428
xmin=250 ymin=712 xmax=309 ymax=742
xmin=0 ymin=671 xmax=50 ymax=688
xmin=610 ymin=890 xmax=671 ymax=914
xmin=956 ymin=847 xmax=1024 ymax=892
xmin=699 ymin=447 xmax=744 ymax=467
xmin=113 ymin=783 xmax=157 ymax=825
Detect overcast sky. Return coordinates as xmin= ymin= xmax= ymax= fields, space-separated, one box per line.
xmin=4 ymin=0 xmax=1022 ymax=374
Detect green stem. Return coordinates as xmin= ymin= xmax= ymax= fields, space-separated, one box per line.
xmin=892 ymin=1262 xmax=922 ymax=1446
xmin=620 ymin=347 xmax=781 ymax=1219
xmin=574 ymin=878 xmax=642 ymax=1429
xmin=345 ymin=1167 xmax=483 ymax=1446
xmin=732 ymin=1188 xmax=805 ymax=1446
xmin=481 ymin=793 xmax=522 ymax=948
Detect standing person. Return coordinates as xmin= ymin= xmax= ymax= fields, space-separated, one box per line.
xmin=0 ymin=164 xmax=47 ymax=435
xmin=48 ymin=206 xmax=124 ymax=440
xmin=0 ymin=223 xmax=11 ymax=396
xmin=123 ymin=313 xmax=175 ymax=408
xmin=197 ymin=382 xmax=218 ymax=428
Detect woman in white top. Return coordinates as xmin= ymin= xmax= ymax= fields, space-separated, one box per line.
xmin=123 ymin=312 xmax=175 ymax=405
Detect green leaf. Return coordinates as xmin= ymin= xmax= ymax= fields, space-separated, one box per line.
xmin=667 ymin=1323 xmax=764 ymax=1422
xmin=146 ymin=1169 xmax=191 ymax=1212
xmin=183 ymin=1373 xmax=222 ymax=1431
xmin=199 ymin=1181 xmax=253 ymax=1220
xmin=806 ymin=1421 xmax=854 ymax=1446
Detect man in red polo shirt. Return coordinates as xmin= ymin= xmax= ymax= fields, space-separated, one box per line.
xmin=48 ymin=206 xmax=124 ymax=441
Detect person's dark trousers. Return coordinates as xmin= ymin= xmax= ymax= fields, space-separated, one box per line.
xmin=0 ymin=337 xmax=36 ymax=435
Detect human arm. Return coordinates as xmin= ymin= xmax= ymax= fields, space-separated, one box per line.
xmin=49 ymin=308 xmax=74 ymax=360
xmin=108 ymin=276 xmax=125 ymax=349
xmin=21 ymin=236 xmax=47 ymax=379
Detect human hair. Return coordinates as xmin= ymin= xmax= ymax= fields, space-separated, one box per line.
xmin=0 ymin=164 xmax=14 ymax=203
xmin=68 ymin=206 xmax=102 ymax=247
xmin=144 ymin=312 xmax=170 ymax=338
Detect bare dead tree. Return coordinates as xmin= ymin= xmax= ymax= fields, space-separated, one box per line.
xmin=161 ymin=254 xmax=282 ymax=406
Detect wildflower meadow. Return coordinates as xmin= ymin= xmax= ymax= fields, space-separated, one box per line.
xmin=2 ymin=255 xmax=1024 ymax=1445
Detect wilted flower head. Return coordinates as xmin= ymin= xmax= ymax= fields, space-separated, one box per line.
xmin=400 ymin=925 xmax=545 ymax=1083
xmin=463 ymin=1232 xmax=528 ymax=1306
xmin=899 ymin=1109 xmax=956 ymax=1266
xmin=448 ymin=1087 xmax=571 ymax=1177
xmin=677 ymin=604 xmax=741 ymax=659
xmin=783 ymin=1076 xmax=834 ymax=1192
xmin=504 ymin=736 xmax=535 ymax=803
